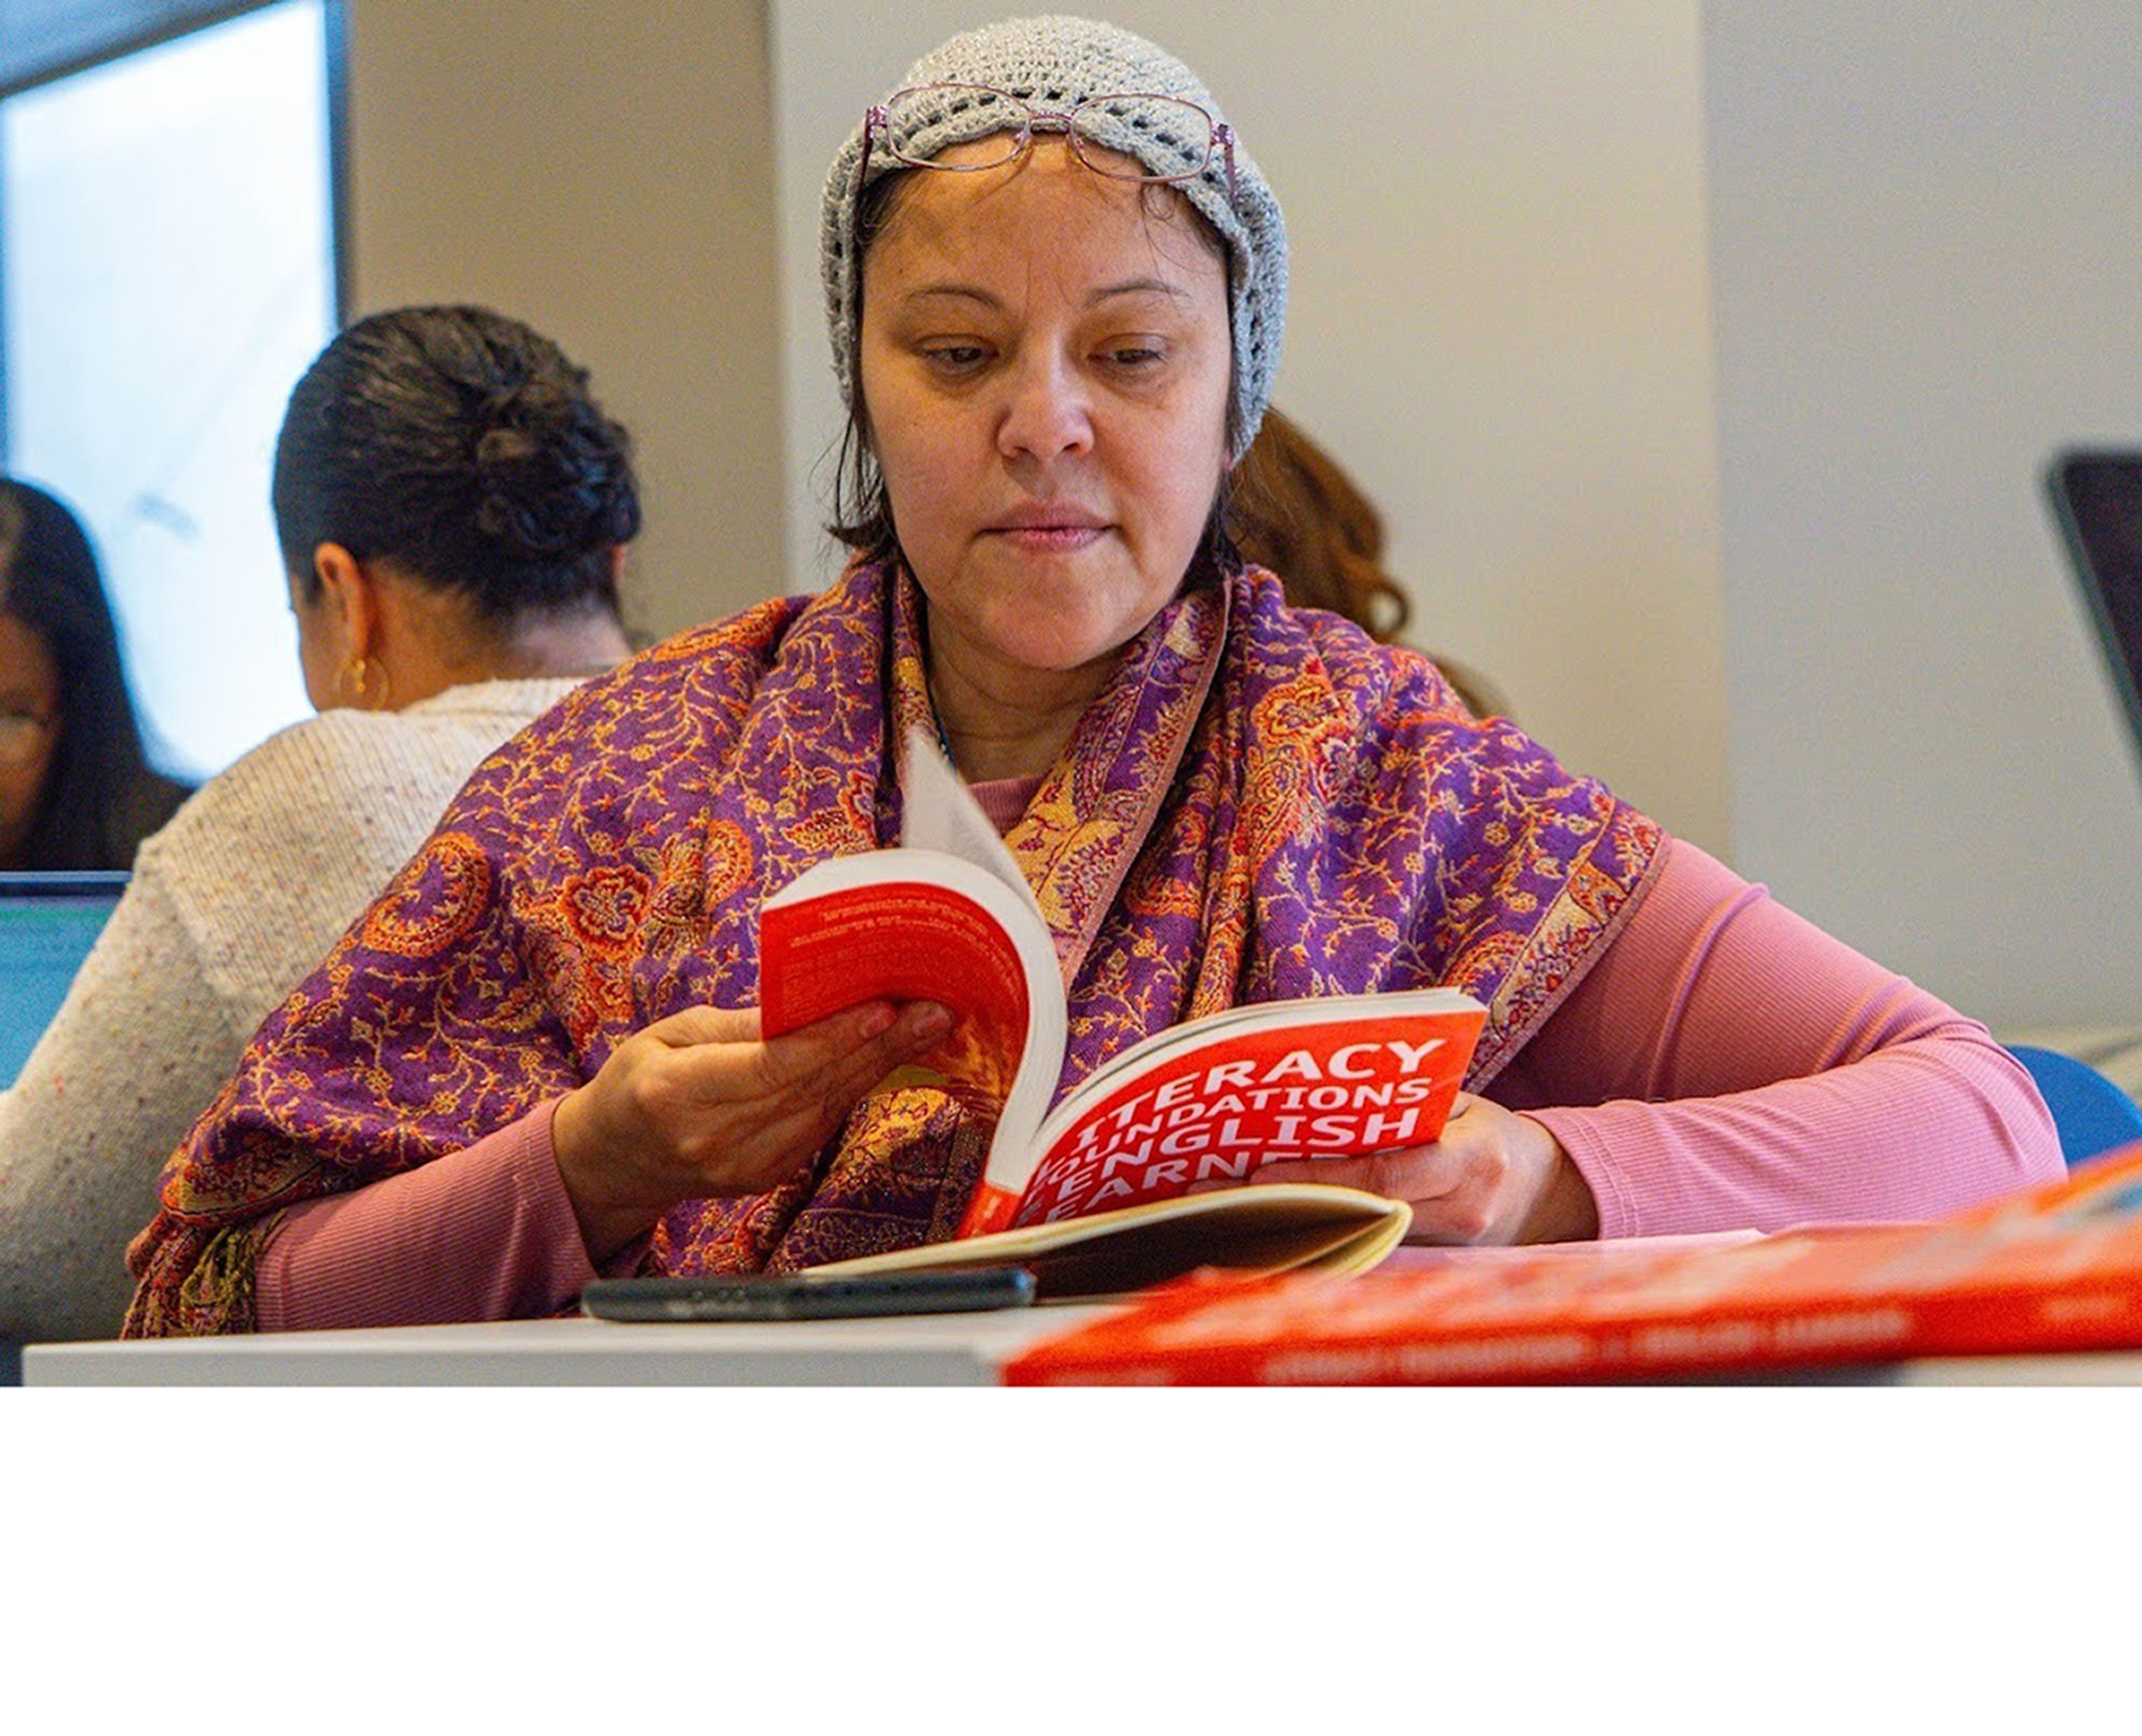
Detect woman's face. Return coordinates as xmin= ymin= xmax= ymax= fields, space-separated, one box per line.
xmin=0 ymin=609 xmax=63 ymax=864
xmin=857 ymin=137 xmax=1233 ymax=687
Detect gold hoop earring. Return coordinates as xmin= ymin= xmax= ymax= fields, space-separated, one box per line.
xmin=337 ymin=656 xmax=390 ymax=711
xmin=337 ymin=656 xmax=367 ymax=707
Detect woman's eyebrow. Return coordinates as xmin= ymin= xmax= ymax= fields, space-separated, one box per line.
xmin=899 ymin=284 xmax=1002 ymax=310
xmin=1086 ymin=277 xmax=1194 ymax=307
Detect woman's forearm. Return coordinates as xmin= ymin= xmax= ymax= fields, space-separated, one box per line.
xmin=1494 ymin=837 xmax=2063 ymax=1236
xmin=254 ymin=1098 xmax=644 ymax=1331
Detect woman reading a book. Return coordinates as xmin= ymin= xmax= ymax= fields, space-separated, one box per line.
xmin=122 ymin=17 xmax=2060 ymax=1336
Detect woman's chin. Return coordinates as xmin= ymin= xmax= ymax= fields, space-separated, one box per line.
xmin=922 ymin=577 xmax=1164 ymax=682
xmin=975 ymin=618 xmax=1139 ymax=679
xmin=910 ymin=528 xmax=1198 ymax=675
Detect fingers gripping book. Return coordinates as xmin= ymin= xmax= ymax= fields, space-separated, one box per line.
xmin=757 ymin=731 xmax=1486 ymax=1296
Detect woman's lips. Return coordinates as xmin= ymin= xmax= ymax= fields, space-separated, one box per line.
xmin=985 ymin=515 xmax=1109 ymax=553
xmin=989 ymin=523 xmax=1107 ymax=553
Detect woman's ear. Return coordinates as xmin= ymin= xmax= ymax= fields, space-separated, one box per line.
xmin=310 ymin=542 xmax=378 ymax=662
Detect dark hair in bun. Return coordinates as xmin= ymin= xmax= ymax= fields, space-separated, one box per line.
xmin=273 ymin=305 xmax=639 ymax=623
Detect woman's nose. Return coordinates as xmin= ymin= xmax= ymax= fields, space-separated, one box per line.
xmin=996 ymin=356 xmax=1093 ymax=464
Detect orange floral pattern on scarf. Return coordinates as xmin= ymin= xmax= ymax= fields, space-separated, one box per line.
xmin=126 ymin=561 xmax=1660 ymax=1334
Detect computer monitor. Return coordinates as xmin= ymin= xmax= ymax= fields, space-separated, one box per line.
xmin=2045 ymin=448 xmax=2142 ymax=770
xmin=0 ymin=871 xmax=127 ymax=1089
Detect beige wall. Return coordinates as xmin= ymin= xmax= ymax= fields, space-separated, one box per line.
xmin=341 ymin=0 xmax=785 ymax=642
xmin=1708 ymin=3 xmax=2142 ymax=1024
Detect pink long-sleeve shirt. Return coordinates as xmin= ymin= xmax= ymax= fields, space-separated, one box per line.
xmin=254 ymin=831 xmax=2063 ymax=1332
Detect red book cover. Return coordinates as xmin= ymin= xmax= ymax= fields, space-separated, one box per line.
xmin=1002 ymin=1141 xmax=2142 ymax=1383
xmin=1008 ymin=998 xmax=1483 ymax=1230
xmin=759 ymin=729 xmax=1485 ymax=1246
xmin=760 ymin=869 xmax=1045 ymax=1114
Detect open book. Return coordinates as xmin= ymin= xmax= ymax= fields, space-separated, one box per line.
xmin=757 ymin=731 xmax=1485 ymax=1297
xmin=1003 ymin=1140 xmax=2142 ymax=1383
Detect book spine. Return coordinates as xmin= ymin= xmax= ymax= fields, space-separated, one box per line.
xmin=1003 ymin=1277 xmax=2142 ymax=1384
xmin=956 ymin=1183 xmax=1022 ymax=1240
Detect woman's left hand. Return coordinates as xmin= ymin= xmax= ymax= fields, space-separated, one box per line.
xmin=1239 ymin=1094 xmax=1600 ymax=1244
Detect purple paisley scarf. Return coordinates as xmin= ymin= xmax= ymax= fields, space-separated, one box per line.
xmin=125 ymin=561 xmax=1662 ymax=1334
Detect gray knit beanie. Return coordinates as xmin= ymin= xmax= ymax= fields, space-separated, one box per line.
xmin=821 ymin=14 xmax=1287 ymax=459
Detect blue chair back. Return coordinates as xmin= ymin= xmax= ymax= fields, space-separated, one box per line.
xmin=2007 ymin=1044 xmax=2142 ymax=1168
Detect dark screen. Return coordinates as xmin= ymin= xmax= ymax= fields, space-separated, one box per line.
xmin=2048 ymin=450 xmax=2142 ymax=760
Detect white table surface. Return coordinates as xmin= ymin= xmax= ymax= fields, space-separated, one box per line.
xmin=26 ymin=1309 xmax=2142 ymax=1385
xmin=24 ymin=1305 xmax=1114 ymax=1387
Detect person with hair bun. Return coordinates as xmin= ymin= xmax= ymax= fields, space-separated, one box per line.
xmin=0 ymin=305 xmax=637 ymax=1346
xmin=128 ymin=19 xmax=2056 ymax=1341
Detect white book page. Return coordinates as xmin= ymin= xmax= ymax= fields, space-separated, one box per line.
xmin=898 ymin=726 xmax=1046 ymax=926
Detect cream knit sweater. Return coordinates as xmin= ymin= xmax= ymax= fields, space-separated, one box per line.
xmin=0 ymin=678 xmax=584 ymax=1345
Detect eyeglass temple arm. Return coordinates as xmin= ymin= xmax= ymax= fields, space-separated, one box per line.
xmin=858 ymin=104 xmax=888 ymax=191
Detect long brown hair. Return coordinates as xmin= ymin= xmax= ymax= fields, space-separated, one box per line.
xmin=0 ymin=479 xmax=190 ymax=869
xmin=1229 ymin=406 xmax=1412 ymax=642
xmin=1229 ymin=408 xmax=1507 ymax=717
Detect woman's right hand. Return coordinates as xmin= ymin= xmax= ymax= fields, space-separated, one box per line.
xmin=550 ymin=999 xmax=953 ymax=1261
